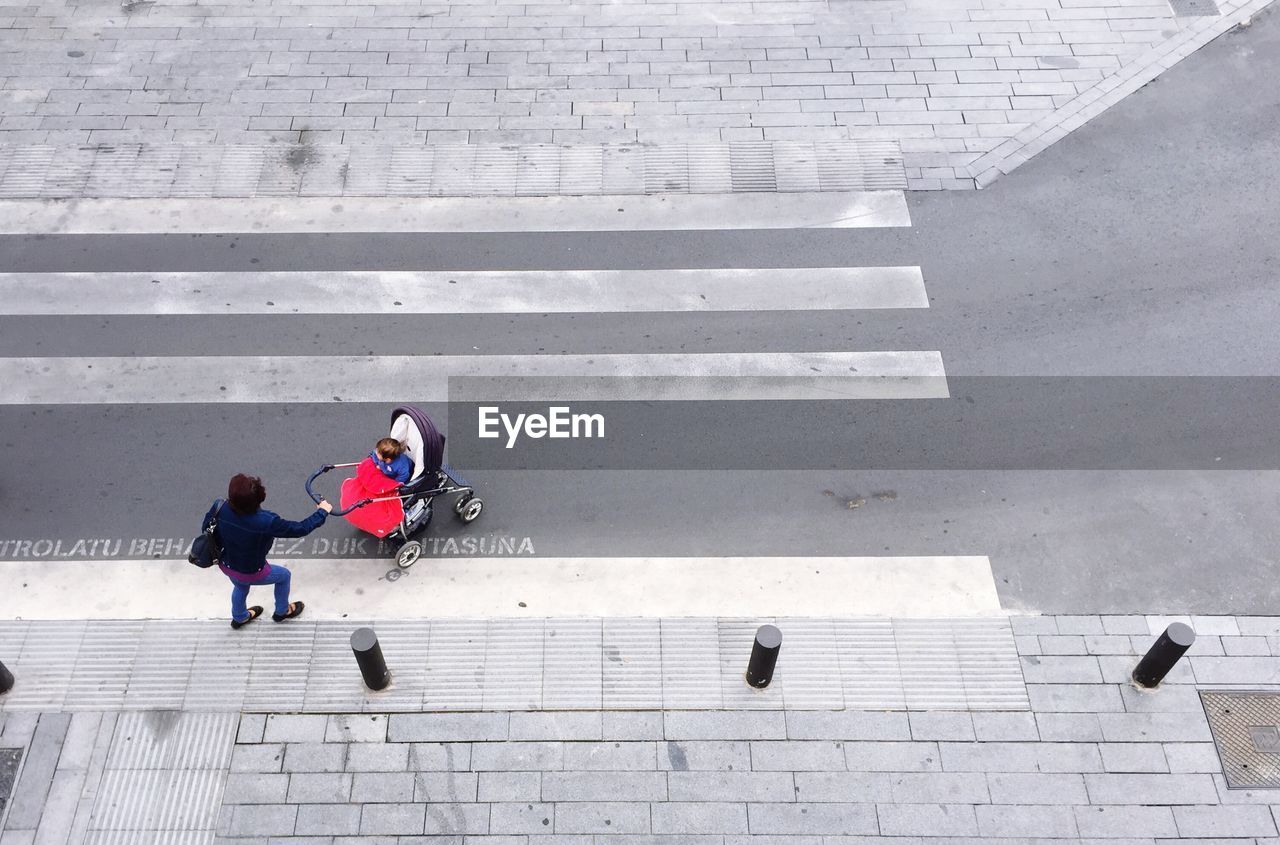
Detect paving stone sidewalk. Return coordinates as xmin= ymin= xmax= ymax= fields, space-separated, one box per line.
xmin=0 ymin=0 xmax=1273 ymax=191
xmin=3 ymin=614 xmax=1280 ymax=842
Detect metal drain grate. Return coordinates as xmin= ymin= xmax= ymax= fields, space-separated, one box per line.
xmin=1201 ymin=690 xmax=1280 ymax=788
xmin=0 ymin=141 xmax=907 ymax=199
xmin=0 ymin=747 xmax=22 ymax=819
xmin=1169 ymin=0 xmax=1220 ymax=16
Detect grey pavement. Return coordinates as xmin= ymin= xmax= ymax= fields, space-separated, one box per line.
xmin=4 ymin=615 xmax=1280 ymax=842
xmin=0 ymin=0 xmax=1273 ymax=190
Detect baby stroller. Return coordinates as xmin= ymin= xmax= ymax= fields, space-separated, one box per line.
xmin=306 ymin=405 xmax=483 ymax=569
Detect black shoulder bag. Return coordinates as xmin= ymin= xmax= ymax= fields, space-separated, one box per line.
xmin=188 ymin=498 xmax=225 ymax=569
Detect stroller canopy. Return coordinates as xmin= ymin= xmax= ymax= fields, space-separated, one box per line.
xmin=390 ymin=405 xmax=445 ymax=482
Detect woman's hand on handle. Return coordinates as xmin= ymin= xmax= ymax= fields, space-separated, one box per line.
xmin=317 ymin=499 xmax=333 ymax=513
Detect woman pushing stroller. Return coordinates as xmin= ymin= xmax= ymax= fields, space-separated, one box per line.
xmin=209 ymin=473 xmax=331 ymax=629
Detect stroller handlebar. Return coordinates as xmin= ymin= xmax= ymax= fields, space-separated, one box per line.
xmin=304 ymin=466 xmax=329 ymax=503
xmin=305 ymin=463 xmax=369 ymax=517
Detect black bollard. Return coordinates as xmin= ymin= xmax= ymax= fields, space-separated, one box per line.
xmin=351 ymin=628 xmax=391 ymax=691
xmin=0 ymin=659 xmax=12 ymax=695
xmin=1132 ymin=622 xmax=1196 ymax=689
xmin=746 ymin=625 xmax=782 ymax=688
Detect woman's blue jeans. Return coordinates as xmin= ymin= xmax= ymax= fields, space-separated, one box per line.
xmin=227 ymin=564 xmax=291 ymax=622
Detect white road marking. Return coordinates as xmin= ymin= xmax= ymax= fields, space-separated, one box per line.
xmin=0 ymin=352 xmax=950 ymax=403
xmin=0 ymin=556 xmax=1003 ymax=620
xmin=0 ymin=191 xmax=911 ymax=233
xmin=0 ymin=267 xmax=929 ymax=314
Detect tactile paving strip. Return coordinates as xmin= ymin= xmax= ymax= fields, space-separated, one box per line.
xmin=86 ymin=711 xmax=236 ymax=843
xmin=0 ymin=141 xmax=906 ymax=199
xmin=0 ymin=617 xmax=1027 ymax=713
xmin=1201 ymin=690 xmax=1280 ymax=788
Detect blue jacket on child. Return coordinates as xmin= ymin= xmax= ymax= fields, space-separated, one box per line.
xmin=371 ymin=451 xmax=413 ymax=484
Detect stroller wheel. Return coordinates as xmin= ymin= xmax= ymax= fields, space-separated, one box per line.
xmin=453 ymin=493 xmax=472 ymax=515
xmin=459 ymin=497 xmax=484 ymax=523
xmin=395 ymin=540 xmax=423 ymax=569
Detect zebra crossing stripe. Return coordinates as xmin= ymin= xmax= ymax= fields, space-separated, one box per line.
xmin=0 ymin=267 xmax=929 ymax=314
xmin=0 ymin=352 xmax=949 ymax=404
xmin=0 ymin=191 xmax=911 ymax=234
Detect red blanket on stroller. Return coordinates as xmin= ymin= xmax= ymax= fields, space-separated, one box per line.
xmin=341 ymin=457 xmax=405 ymax=538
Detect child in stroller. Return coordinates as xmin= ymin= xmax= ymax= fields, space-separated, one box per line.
xmin=305 ymin=405 xmax=484 ymax=568
xmin=371 ymin=437 xmax=413 ymax=484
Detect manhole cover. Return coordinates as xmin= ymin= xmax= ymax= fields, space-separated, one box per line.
xmin=0 ymin=748 xmax=22 ymax=816
xmin=1202 ymin=690 xmax=1280 ymax=787
xmin=1169 ymin=0 xmax=1220 ymax=16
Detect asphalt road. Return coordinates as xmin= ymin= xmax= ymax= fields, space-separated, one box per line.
xmin=1 ymin=7 xmax=1277 ymax=613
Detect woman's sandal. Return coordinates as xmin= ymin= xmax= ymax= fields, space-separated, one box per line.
xmin=231 ymin=606 xmax=264 ymax=630
xmin=273 ymin=600 xmax=305 ymax=623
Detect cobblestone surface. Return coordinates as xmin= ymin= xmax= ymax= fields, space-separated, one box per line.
xmin=0 ymin=0 xmax=1273 ymax=190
